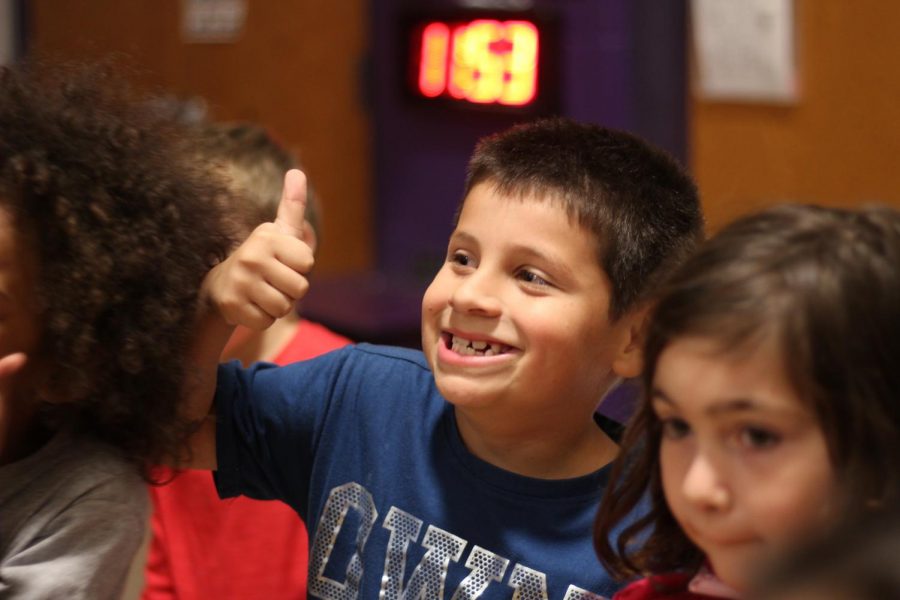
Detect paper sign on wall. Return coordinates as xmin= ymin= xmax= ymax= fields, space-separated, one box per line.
xmin=691 ymin=0 xmax=797 ymax=103
xmin=181 ymin=0 xmax=247 ymax=44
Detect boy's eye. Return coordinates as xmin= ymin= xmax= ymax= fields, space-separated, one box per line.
xmin=738 ymin=426 xmax=781 ymax=450
xmin=516 ymin=269 xmax=551 ymax=287
xmin=659 ymin=417 xmax=691 ymax=440
xmin=449 ymin=251 xmax=473 ymax=267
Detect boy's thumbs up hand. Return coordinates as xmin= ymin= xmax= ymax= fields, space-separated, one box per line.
xmin=275 ymin=169 xmax=308 ymax=237
xmin=203 ymin=169 xmax=315 ymax=330
xmin=275 ymin=168 xmax=317 ymax=250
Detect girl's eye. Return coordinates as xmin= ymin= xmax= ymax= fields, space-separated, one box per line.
xmin=738 ymin=426 xmax=781 ymax=450
xmin=516 ymin=269 xmax=551 ymax=287
xmin=659 ymin=417 xmax=691 ymax=440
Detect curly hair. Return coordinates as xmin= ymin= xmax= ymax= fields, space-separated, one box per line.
xmin=0 ymin=59 xmax=237 ymax=479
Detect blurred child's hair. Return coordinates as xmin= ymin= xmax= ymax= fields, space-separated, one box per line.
xmin=195 ymin=122 xmax=322 ymax=240
xmin=753 ymin=504 xmax=900 ymax=600
xmin=0 ymin=59 xmax=235 ymax=478
xmin=594 ymin=204 xmax=900 ymax=579
xmin=464 ymin=117 xmax=703 ymax=318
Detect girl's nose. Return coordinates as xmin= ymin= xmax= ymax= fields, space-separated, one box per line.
xmin=682 ymin=452 xmax=731 ymax=512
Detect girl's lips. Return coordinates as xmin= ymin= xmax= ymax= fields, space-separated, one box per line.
xmin=683 ymin=523 xmax=759 ymax=548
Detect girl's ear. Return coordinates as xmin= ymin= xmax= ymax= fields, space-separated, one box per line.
xmin=612 ymin=304 xmax=651 ymax=379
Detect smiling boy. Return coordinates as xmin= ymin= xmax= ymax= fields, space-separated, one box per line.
xmin=188 ymin=117 xmax=703 ymax=599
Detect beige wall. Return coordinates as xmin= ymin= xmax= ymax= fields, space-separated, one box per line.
xmin=690 ymin=0 xmax=900 ymax=232
xmin=31 ymin=1 xmax=900 ymax=256
xmin=25 ymin=2 xmax=900 ymax=597
xmin=29 ymin=0 xmax=373 ymax=276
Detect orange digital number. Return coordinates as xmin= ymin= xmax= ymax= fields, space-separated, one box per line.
xmin=416 ymin=19 xmax=539 ymax=107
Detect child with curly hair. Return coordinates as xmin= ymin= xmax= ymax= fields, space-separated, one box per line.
xmin=0 ymin=60 xmax=234 ymax=598
xmin=594 ymin=204 xmax=900 ymax=598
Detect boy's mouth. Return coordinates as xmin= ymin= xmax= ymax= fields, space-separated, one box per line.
xmin=443 ymin=333 xmax=512 ymax=357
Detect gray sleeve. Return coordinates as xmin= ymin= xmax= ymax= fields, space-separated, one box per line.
xmin=0 ymin=484 xmax=148 ymax=600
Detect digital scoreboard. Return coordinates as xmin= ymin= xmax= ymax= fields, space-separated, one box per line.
xmin=406 ymin=12 xmax=556 ymax=112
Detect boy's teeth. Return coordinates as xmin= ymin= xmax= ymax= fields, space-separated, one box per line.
xmin=450 ymin=335 xmax=506 ymax=356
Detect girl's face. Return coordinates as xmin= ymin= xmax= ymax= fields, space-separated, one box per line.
xmin=652 ymin=335 xmax=835 ymax=592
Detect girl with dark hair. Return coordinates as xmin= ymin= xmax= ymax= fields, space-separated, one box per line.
xmin=594 ymin=204 xmax=900 ymax=598
xmin=0 ymin=60 xmax=234 ymax=598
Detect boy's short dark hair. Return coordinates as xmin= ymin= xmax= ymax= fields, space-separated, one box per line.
xmin=464 ymin=117 xmax=703 ymax=318
xmin=196 ymin=122 xmax=322 ymax=240
xmin=0 ymin=59 xmax=235 ymax=477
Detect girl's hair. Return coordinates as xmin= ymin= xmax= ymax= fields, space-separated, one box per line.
xmin=594 ymin=203 xmax=900 ymax=579
xmin=0 ymin=59 xmax=236 ymax=479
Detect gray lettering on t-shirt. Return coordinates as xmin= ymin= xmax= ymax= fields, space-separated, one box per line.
xmin=562 ymin=585 xmax=606 ymax=599
xmin=399 ymin=525 xmax=467 ymax=599
xmin=380 ymin=506 xmax=424 ymax=600
xmin=311 ymin=483 xmax=605 ymax=599
xmin=309 ymin=482 xmax=378 ymax=599
xmin=508 ymin=564 xmax=549 ymax=600
xmin=451 ymin=545 xmax=510 ymax=599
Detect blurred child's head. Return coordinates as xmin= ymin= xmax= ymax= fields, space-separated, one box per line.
xmin=194 ymin=121 xmax=321 ymax=363
xmin=196 ymin=122 xmax=321 ymax=249
xmin=0 ymin=59 xmax=234 ymax=475
xmin=752 ymin=505 xmax=900 ymax=600
xmin=595 ymin=204 xmax=900 ymax=592
xmin=422 ymin=117 xmax=702 ymax=426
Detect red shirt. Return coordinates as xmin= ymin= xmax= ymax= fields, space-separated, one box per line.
xmin=614 ymin=571 xmax=737 ymax=600
xmin=142 ymin=321 xmax=351 ymax=600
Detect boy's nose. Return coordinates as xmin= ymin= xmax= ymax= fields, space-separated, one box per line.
xmin=681 ymin=451 xmax=731 ymax=512
xmin=449 ymin=271 xmax=503 ymax=317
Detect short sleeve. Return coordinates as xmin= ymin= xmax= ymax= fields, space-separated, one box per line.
xmin=0 ymin=478 xmax=148 ymax=599
xmin=214 ymin=348 xmax=355 ymax=514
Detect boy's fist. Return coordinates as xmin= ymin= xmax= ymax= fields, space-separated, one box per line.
xmin=204 ymin=169 xmax=315 ymax=330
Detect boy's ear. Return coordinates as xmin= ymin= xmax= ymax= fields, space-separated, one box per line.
xmin=611 ymin=304 xmax=651 ymax=379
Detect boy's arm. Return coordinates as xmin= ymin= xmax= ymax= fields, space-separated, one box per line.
xmin=184 ymin=169 xmax=313 ymax=469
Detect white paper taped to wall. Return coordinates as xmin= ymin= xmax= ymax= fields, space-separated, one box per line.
xmin=691 ymin=0 xmax=798 ymax=103
xmin=181 ymin=0 xmax=248 ymax=44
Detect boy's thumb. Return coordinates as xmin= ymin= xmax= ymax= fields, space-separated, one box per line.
xmin=274 ymin=169 xmax=308 ymax=238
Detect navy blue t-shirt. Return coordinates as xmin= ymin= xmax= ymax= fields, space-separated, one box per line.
xmin=215 ymin=344 xmax=624 ymax=599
